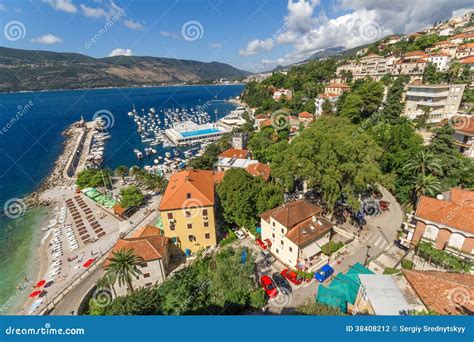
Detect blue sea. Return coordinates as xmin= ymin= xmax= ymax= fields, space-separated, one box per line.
xmin=0 ymin=84 xmax=243 ymax=312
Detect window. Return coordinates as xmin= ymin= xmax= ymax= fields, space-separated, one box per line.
xmin=145 ymin=283 xmax=152 ymax=287
xmin=276 ymin=248 xmax=279 ymax=254
xmin=272 ymin=221 xmax=275 ymax=227
xmin=203 ymin=209 xmax=208 ymax=216
xmin=272 ymin=233 xmax=275 ymax=238
xmin=140 ymin=262 xmax=148 ymax=268
xmin=205 ymin=233 xmax=211 ymax=239
xmin=170 ymin=237 xmax=178 ymax=244
xmin=186 ymin=193 xmax=191 ymax=199
xmin=143 ymin=273 xmax=150 ymax=278
xmin=167 ymin=213 xmax=173 ymax=220
xmin=185 ymin=211 xmax=191 ymax=218
xmin=204 ymin=221 xmax=209 ymax=228
xmin=280 ymin=240 xmax=284 ymax=245
xmin=289 ymin=247 xmax=292 ymax=252
xmin=281 ymin=228 xmax=284 ymax=234
xmin=188 ymin=235 xmax=195 ymax=242
xmin=187 ymin=223 xmax=193 ymax=229
xmin=170 ymin=224 xmax=175 ymax=231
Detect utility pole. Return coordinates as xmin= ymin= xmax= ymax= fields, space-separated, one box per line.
xmin=364 ymin=245 xmax=371 ymax=266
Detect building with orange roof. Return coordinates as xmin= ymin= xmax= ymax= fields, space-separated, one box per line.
xmin=105 ymin=225 xmax=170 ymax=296
xmin=324 ymin=83 xmax=350 ymax=96
xmin=460 ymin=55 xmax=474 ymax=71
xmin=216 ymin=148 xmax=257 ymax=171
xmin=245 ymin=162 xmax=271 ymax=182
xmin=456 ymin=42 xmax=474 ymax=59
xmin=411 ymin=188 xmax=474 ymax=257
xmin=448 ymin=33 xmax=474 ymax=44
xmin=403 ymin=270 xmax=474 ymax=315
xmin=213 ymin=170 xmax=226 ymax=184
xmin=453 ymin=116 xmax=474 ymax=158
xmin=158 ymin=169 xmax=217 ymax=254
xmin=298 ymin=111 xmax=314 ymax=126
xmin=315 ymin=93 xmax=339 ymax=116
xmin=260 ymin=200 xmax=333 ymax=270
xmin=402 ymin=51 xmax=429 ymax=60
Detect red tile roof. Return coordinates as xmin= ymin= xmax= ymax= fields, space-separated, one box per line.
xmin=260 ymin=199 xmax=321 ymax=228
xmin=213 ymin=171 xmax=226 ymax=184
xmin=286 ymin=216 xmax=333 ymax=247
xmin=415 ymin=188 xmax=474 ymax=233
xmin=460 ymin=56 xmax=474 ymax=64
xmin=403 ymin=51 xmax=428 ymax=58
xmin=450 ymin=33 xmax=474 ymax=40
xmin=298 ymin=111 xmax=314 ymax=119
xmin=319 ymin=93 xmax=338 ymax=99
xmin=132 ymin=225 xmax=162 ymax=238
xmin=218 ymin=148 xmax=251 ymax=159
xmin=245 ymin=162 xmax=271 ymax=181
xmin=403 ymin=270 xmax=474 ymax=315
xmin=458 ymin=43 xmax=474 ymax=50
xmin=159 ymin=169 xmax=215 ymax=211
xmin=255 ymin=114 xmax=269 ymax=120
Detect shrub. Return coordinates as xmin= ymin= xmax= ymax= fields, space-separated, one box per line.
xmin=219 ymin=230 xmax=237 ymax=246
xmin=401 ymin=259 xmax=414 ymax=269
xmin=321 ymin=241 xmax=344 ymax=256
xmin=383 ymin=267 xmax=400 ymax=275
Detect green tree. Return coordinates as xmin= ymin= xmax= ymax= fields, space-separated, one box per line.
xmin=76 ymin=168 xmax=112 ymax=189
xmin=339 ymin=93 xmax=364 ymax=123
xmin=423 ymin=63 xmax=444 ymax=84
xmin=322 ymin=99 xmax=333 ymax=115
xmin=105 ymin=248 xmax=143 ymax=294
xmin=115 ymin=165 xmax=128 ymax=181
xmin=379 ymin=76 xmax=408 ymax=123
xmin=404 ymin=151 xmax=443 ymax=177
xmin=119 ymin=185 xmax=144 ymax=209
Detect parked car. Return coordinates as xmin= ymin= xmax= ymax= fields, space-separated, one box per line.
xmin=314 ymin=264 xmax=334 ymax=282
xmin=260 ymin=275 xmax=278 ymax=298
xmin=255 ymin=238 xmax=267 ymax=250
xmin=260 ymin=249 xmax=276 ymax=263
xmin=281 ymin=268 xmax=303 ymax=285
xmin=272 ymin=272 xmax=292 ymax=294
xmin=235 ymin=229 xmax=246 ymax=240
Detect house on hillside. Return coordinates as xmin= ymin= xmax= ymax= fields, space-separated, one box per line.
xmin=453 ymin=118 xmax=474 ymax=158
xmin=216 ymin=148 xmax=257 ymax=171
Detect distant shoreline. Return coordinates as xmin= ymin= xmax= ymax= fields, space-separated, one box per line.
xmin=0 ymin=83 xmax=245 ymax=95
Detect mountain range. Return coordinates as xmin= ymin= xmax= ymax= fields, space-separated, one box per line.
xmin=0 ymin=46 xmax=251 ymax=92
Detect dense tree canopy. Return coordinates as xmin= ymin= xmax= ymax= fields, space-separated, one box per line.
xmin=76 ymin=168 xmax=112 ymax=189
xmin=119 ymin=185 xmax=144 ymax=209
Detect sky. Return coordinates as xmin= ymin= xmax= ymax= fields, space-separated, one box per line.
xmin=0 ymin=0 xmax=473 ymax=72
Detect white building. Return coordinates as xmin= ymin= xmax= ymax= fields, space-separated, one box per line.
xmin=453 ymin=117 xmax=474 ymax=158
xmin=216 ymin=148 xmax=257 ymax=171
xmin=404 ymin=83 xmax=466 ymax=123
xmin=105 ymin=225 xmax=170 ymax=297
xmin=427 ymin=53 xmax=451 ymax=71
xmin=260 ymin=200 xmax=333 ymax=271
xmin=315 ymin=93 xmax=339 ymax=116
xmin=272 ymin=88 xmax=292 ymax=101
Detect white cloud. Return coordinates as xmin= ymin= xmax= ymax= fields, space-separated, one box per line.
xmin=31 ymin=34 xmax=62 ymax=44
xmin=239 ymin=38 xmax=275 ymax=56
xmin=0 ymin=4 xmax=7 ymax=11
xmin=124 ymin=19 xmax=144 ymax=31
xmin=80 ymin=4 xmax=107 ymax=18
xmin=108 ymin=48 xmax=133 ymax=57
xmin=209 ymin=42 xmax=223 ymax=49
xmin=242 ymin=0 xmax=474 ymax=69
xmin=42 ymin=0 xmax=77 ymax=13
xmin=160 ymin=31 xmax=181 ymax=39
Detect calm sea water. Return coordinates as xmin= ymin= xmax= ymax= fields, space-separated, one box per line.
xmin=0 ymin=84 xmax=243 ymax=311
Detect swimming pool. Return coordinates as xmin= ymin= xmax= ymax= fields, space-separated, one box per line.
xmin=180 ymin=128 xmax=222 ymax=137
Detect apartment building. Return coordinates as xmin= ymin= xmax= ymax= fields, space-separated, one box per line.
xmin=411 ymin=188 xmax=474 ymax=259
xmin=324 ymin=82 xmax=350 ymax=96
xmin=427 ymin=53 xmax=451 ymax=71
xmin=453 ymin=117 xmax=474 ymax=158
xmin=159 ymin=169 xmax=217 ymax=254
xmin=404 ymin=83 xmax=466 ymax=122
xmin=216 ymin=148 xmax=256 ymax=171
xmin=456 ymin=43 xmax=474 ymax=59
xmin=105 ymin=225 xmax=170 ymax=297
xmin=260 ymin=200 xmax=333 ymax=271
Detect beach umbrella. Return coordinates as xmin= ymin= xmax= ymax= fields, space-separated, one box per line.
xmin=35 ymin=280 xmax=46 ymax=288
xmin=29 ymin=290 xmax=42 ymax=298
xmin=83 ymin=258 xmax=95 ymax=268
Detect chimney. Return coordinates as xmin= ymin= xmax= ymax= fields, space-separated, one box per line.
xmin=312 ymin=215 xmax=317 ymax=222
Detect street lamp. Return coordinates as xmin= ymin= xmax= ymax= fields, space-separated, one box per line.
xmin=364 ymin=245 xmax=371 ymax=266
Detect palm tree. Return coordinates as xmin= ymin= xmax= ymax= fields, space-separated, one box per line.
xmin=404 ymin=151 xmax=443 ymax=176
xmin=129 ymin=166 xmax=144 ymax=181
xmin=413 ymin=174 xmax=441 ymax=201
xmin=105 ymin=248 xmax=143 ymax=294
xmin=115 ymin=165 xmax=128 ymax=181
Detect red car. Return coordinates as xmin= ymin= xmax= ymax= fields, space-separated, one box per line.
xmin=255 ymin=238 xmax=267 ymax=250
xmin=281 ymin=268 xmax=303 ymax=285
xmin=260 ymin=275 xmax=278 ymax=298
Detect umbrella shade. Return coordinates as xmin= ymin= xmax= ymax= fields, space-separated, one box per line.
xmin=35 ymin=280 xmax=46 ymax=288
xmin=83 ymin=258 xmax=95 ymax=268
xmin=29 ymin=290 xmax=42 ymax=298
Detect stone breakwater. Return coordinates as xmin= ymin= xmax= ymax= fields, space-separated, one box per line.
xmin=24 ymin=121 xmax=85 ymax=208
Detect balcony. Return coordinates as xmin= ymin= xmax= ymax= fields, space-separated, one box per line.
xmin=406 ymin=90 xmax=449 ymax=97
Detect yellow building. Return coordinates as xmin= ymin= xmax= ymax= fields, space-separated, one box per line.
xmin=159 ymin=169 xmax=217 ymax=254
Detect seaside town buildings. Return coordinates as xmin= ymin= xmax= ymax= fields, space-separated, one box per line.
xmin=105 ymin=225 xmax=171 ymax=297
xmin=410 ymin=188 xmax=474 ymax=259
xmin=260 ymin=200 xmax=333 ymax=271
xmin=158 ymin=169 xmax=218 ymax=254
xmin=453 ymin=118 xmax=474 ymax=158
xmin=272 ymin=88 xmax=293 ymax=101
xmin=403 ymin=83 xmax=466 ymax=123
xmin=216 ymin=148 xmax=256 ymax=171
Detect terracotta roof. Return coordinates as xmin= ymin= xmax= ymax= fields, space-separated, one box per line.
xmin=361 ymin=53 xmax=381 ymax=58
xmin=132 ymin=225 xmax=162 ymax=238
xmin=255 ymin=114 xmax=269 ymax=120
xmin=403 ymin=51 xmax=428 ymax=58
xmin=458 ymin=43 xmax=474 ymax=50
xmin=450 ymin=33 xmax=474 ymax=40
xmin=113 ymin=204 xmax=125 ymax=215
xmin=260 ymin=199 xmax=321 ymax=228
xmin=428 ymin=52 xmax=451 ymax=57
xmin=245 ymin=162 xmax=271 ymax=181
xmin=403 ymin=270 xmax=474 ymax=315
xmin=319 ymin=92 xmax=338 ymax=99
xmin=213 ymin=171 xmax=226 ymax=184
xmin=159 ymin=169 xmax=215 ymax=211
xmin=218 ymin=148 xmax=251 ymax=159
xmin=326 ymin=83 xmax=350 ymax=88
xmin=286 ymin=216 xmax=333 ymax=247
xmin=298 ymin=111 xmax=314 ymax=119
xmin=260 ymin=119 xmax=272 ymax=128
xmin=104 ymin=234 xmax=170 ymax=267
xmin=460 ymin=56 xmax=474 ymax=64
xmin=414 ymin=188 xmax=474 ymax=233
